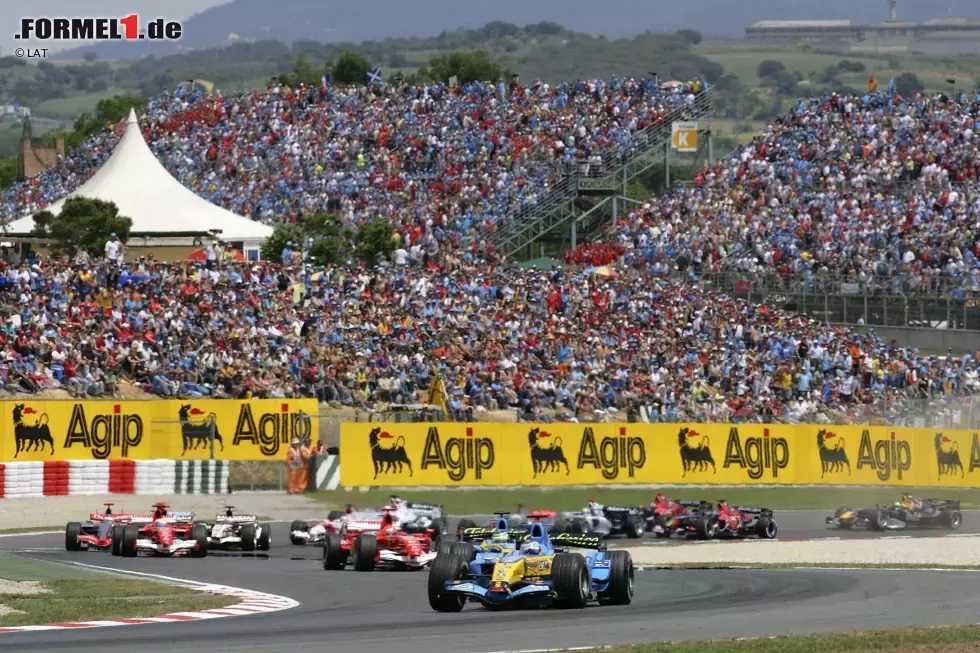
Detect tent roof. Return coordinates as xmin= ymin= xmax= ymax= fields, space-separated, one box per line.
xmin=4 ymin=109 xmax=273 ymax=244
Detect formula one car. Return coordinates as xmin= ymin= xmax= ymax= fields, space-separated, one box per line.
xmin=691 ymin=502 xmax=778 ymax=540
xmin=65 ymin=503 xmax=144 ymax=552
xmin=450 ymin=514 xmax=533 ymax=561
xmin=826 ymin=495 xmax=962 ymax=531
xmin=293 ymin=496 xmax=447 ymax=545
xmin=428 ymin=522 xmax=634 ymax=611
xmin=321 ymin=506 xmax=440 ymax=571
xmin=289 ymin=509 xmax=349 ymax=545
xmin=554 ymin=500 xmax=647 ymax=538
xmin=648 ymin=495 xmax=713 ymax=539
xmin=205 ymin=507 xmax=272 ymax=552
xmin=110 ymin=502 xmax=209 ymax=558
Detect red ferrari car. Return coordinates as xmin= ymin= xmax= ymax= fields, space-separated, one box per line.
xmin=110 ymin=502 xmax=209 ymax=558
xmin=321 ymin=506 xmax=440 ymax=571
xmin=65 ymin=503 xmax=149 ymax=552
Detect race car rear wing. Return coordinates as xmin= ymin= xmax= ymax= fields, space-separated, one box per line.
xmin=925 ymin=499 xmax=961 ymax=510
xmin=215 ymin=514 xmax=257 ymax=522
xmin=678 ymin=500 xmax=712 ymax=508
xmin=602 ymin=505 xmax=640 ymax=513
xmin=459 ymin=527 xmax=530 ymax=542
xmin=402 ymin=501 xmax=444 ymax=517
xmin=552 ymin=533 xmax=605 ymax=551
xmin=736 ymin=507 xmax=772 ymax=515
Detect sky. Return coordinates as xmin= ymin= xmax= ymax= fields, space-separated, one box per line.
xmin=0 ymin=0 xmax=228 ymax=56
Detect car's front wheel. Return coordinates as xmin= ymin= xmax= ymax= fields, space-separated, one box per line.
xmin=427 ymin=554 xmax=468 ymax=612
xmin=552 ymin=552 xmax=589 ymax=609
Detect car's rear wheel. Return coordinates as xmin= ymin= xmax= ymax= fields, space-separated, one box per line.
xmin=190 ymin=524 xmax=209 ymax=558
xmin=327 ymin=510 xmax=344 ymax=520
xmin=455 ymin=518 xmax=476 ymax=537
xmin=570 ymin=518 xmax=589 ymax=535
xmin=755 ymin=516 xmax=778 ymax=539
xmin=121 ymin=525 xmax=139 ymax=558
xmin=289 ymin=520 xmax=309 ymax=545
xmin=436 ymin=537 xmax=456 ymax=556
xmin=943 ymin=510 xmax=963 ymax=530
xmin=322 ymin=533 xmax=346 ymax=570
xmin=427 ymin=554 xmax=468 ymax=612
xmin=65 ymin=522 xmax=82 ymax=551
xmin=110 ymin=524 xmax=124 ymax=556
xmin=450 ymin=542 xmax=476 ymax=561
xmin=257 ymin=523 xmax=271 ymax=551
xmin=695 ymin=516 xmax=717 ymax=540
xmin=871 ymin=510 xmax=889 ymax=532
xmin=625 ymin=515 xmax=645 ymax=539
xmin=352 ymin=533 xmax=377 ymax=571
xmin=552 ymin=552 xmax=589 ymax=609
xmin=240 ymin=523 xmax=256 ymax=552
xmin=599 ymin=550 xmax=634 ymax=606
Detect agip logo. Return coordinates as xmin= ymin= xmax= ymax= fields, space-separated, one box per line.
xmin=576 ymin=426 xmax=645 ymax=480
xmin=677 ymin=427 xmax=716 ymax=476
xmin=232 ymin=402 xmax=311 ymax=457
xmin=816 ymin=429 xmax=851 ymax=477
xmin=12 ymin=403 xmax=55 ymax=457
xmin=421 ymin=426 xmax=494 ymax=481
xmin=856 ymin=430 xmax=911 ymax=482
xmin=527 ymin=427 xmax=570 ymax=477
xmin=933 ymin=432 xmax=967 ymax=479
xmin=177 ymin=404 xmax=225 ymax=455
xmin=723 ymin=428 xmax=789 ymax=480
xmin=63 ymin=403 xmax=143 ymax=459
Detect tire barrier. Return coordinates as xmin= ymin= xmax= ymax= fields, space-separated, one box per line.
xmin=340 ymin=422 xmax=980 ymax=488
xmin=0 ymin=459 xmax=231 ymax=498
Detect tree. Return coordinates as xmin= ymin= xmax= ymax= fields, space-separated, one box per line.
xmin=427 ymin=50 xmax=506 ymax=84
xmin=0 ymin=157 xmax=19 ymax=191
xmin=822 ymin=65 xmax=840 ymax=83
xmin=260 ymin=222 xmax=306 ymax=262
xmin=333 ymin=52 xmax=373 ymax=85
xmin=31 ymin=196 xmax=132 ymax=257
xmin=355 ymin=219 xmax=395 ymax=267
xmin=675 ymin=29 xmax=703 ymax=45
xmin=893 ymin=72 xmax=924 ymax=97
xmin=303 ymin=213 xmax=353 ymax=265
xmin=757 ymin=60 xmax=785 ymax=79
xmin=83 ymin=51 xmax=98 ymax=63
xmin=837 ymin=59 xmax=865 ymax=73
xmin=72 ymin=95 xmax=146 ymax=141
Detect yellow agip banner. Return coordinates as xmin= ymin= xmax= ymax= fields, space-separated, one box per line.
xmin=0 ymin=399 xmax=318 ymax=462
xmin=339 ymin=422 xmax=980 ymax=488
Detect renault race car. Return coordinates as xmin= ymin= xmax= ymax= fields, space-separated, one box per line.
xmin=110 ymin=503 xmax=208 ymax=558
xmin=322 ymin=506 xmax=440 ymax=571
xmin=450 ymin=513 xmax=533 ymax=562
xmin=65 ymin=503 xmax=148 ymax=552
xmin=827 ymin=495 xmax=962 ymax=531
xmin=205 ymin=507 xmax=272 ymax=552
xmin=427 ymin=522 xmax=634 ymax=611
xmin=691 ymin=502 xmax=778 ymax=540
xmin=554 ymin=500 xmax=648 ymax=538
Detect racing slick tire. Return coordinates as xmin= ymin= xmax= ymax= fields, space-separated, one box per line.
xmin=121 ymin=525 xmax=139 ymax=558
xmin=570 ymin=518 xmax=589 ymax=535
xmin=436 ymin=537 xmax=457 ymax=556
xmin=322 ymin=533 xmax=346 ymax=570
xmin=327 ymin=510 xmax=344 ymax=520
xmin=110 ymin=524 xmax=124 ymax=556
xmin=352 ymin=533 xmax=378 ymax=572
xmin=755 ymin=516 xmax=778 ymax=539
xmin=871 ymin=510 xmax=889 ymax=532
xmin=65 ymin=522 xmax=82 ymax=551
xmin=257 ymin=523 xmax=271 ymax=551
xmin=625 ymin=515 xmax=645 ymax=539
xmin=455 ymin=518 xmax=476 ymax=536
xmin=427 ymin=554 xmax=468 ymax=612
xmin=240 ymin=523 xmax=257 ymax=552
xmin=428 ymin=517 xmax=447 ymax=541
xmin=190 ymin=524 xmax=209 ymax=558
xmin=943 ymin=510 xmax=963 ymax=530
xmin=695 ymin=516 xmax=718 ymax=540
xmin=290 ymin=520 xmax=309 ymax=545
xmin=552 ymin=552 xmax=589 ymax=609
xmin=450 ymin=542 xmax=476 ymax=562
xmin=834 ymin=507 xmax=854 ymax=529
xmin=599 ymin=550 xmax=634 ymax=606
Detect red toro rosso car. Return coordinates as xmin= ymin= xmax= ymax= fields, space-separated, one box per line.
xmin=648 ymin=494 xmax=713 ymax=538
xmin=110 ymin=502 xmax=209 ymax=558
xmin=322 ymin=506 xmax=441 ymax=571
xmin=691 ymin=501 xmax=778 ymax=540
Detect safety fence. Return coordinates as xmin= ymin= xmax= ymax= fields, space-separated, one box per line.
xmin=1 ymin=398 xmax=318 ymax=463
xmin=340 ymin=422 xmax=980 ymax=488
xmin=0 ymin=459 xmax=230 ymax=498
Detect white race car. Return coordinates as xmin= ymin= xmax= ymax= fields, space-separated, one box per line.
xmin=207 ymin=507 xmax=272 ymax=552
xmin=290 ymin=496 xmax=446 ymax=545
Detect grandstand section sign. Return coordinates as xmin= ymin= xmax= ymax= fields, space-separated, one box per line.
xmin=671 ymin=122 xmax=699 ymax=152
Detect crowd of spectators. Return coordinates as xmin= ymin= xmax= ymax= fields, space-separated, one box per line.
xmin=0 ymin=253 xmax=976 ymax=426
xmin=601 ymin=91 xmax=980 ymax=291
xmin=1 ymin=76 xmax=703 ymax=253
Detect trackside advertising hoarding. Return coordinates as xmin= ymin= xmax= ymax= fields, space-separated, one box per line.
xmin=339 ymin=422 xmax=980 ymax=488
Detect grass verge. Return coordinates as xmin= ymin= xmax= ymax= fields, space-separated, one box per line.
xmin=0 ymin=526 xmax=61 ymax=536
xmin=0 ymin=553 xmax=238 ymax=627
xmin=576 ymin=624 xmax=980 ymax=653
xmin=310 ymin=487 xmax=980 ymax=514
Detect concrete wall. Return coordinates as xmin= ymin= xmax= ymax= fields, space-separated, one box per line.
xmin=847 ymin=324 xmax=980 ymax=353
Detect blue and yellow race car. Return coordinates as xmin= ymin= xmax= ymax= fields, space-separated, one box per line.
xmin=428 ymin=521 xmax=633 ymax=611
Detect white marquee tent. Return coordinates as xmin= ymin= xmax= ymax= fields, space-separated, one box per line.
xmin=5 ymin=108 xmax=273 ymax=253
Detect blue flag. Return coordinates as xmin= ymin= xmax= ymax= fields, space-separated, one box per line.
xmin=367 ymin=68 xmax=383 ymax=84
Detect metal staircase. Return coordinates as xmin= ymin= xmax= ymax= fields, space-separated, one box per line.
xmin=487 ymin=91 xmax=714 ymax=259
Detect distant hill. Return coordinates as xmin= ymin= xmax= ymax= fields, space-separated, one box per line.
xmin=54 ymin=0 xmax=980 ymax=60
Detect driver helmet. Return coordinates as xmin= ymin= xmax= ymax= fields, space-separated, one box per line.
xmin=900 ymin=494 xmax=919 ymax=509
xmin=154 ymin=519 xmax=168 ymax=529
xmin=587 ymin=499 xmax=601 ymax=514
xmin=491 ymin=531 xmax=510 ymax=545
xmin=389 ymin=496 xmax=404 ymax=507
xmin=520 ymin=540 xmax=542 ymax=556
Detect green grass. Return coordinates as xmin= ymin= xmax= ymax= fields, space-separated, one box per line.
xmin=0 ymin=553 xmax=238 ymax=626
xmin=33 ymin=89 xmax=137 ymax=120
xmin=0 ymin=526 xmax=61 ymax=536
xmin=310 ymin=486 xmax=980 ymax=515
xmin=575 ymin=624 xmax=980 ymax=653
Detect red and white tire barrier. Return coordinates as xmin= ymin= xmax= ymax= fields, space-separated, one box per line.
xmin=0 ymin=565 xmax=298 ymax=633
xmin=0 ymin=460 xmax=229 ymax=498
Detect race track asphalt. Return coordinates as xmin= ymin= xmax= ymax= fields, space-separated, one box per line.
xmin=3 ymin=521 xmax=980 ymax=653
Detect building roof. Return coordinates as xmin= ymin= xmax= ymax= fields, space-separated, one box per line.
xmin=4 ymin=109 xmax=273 ymax=245
xmin=748 ymin=20 xmax=856 ymax=29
